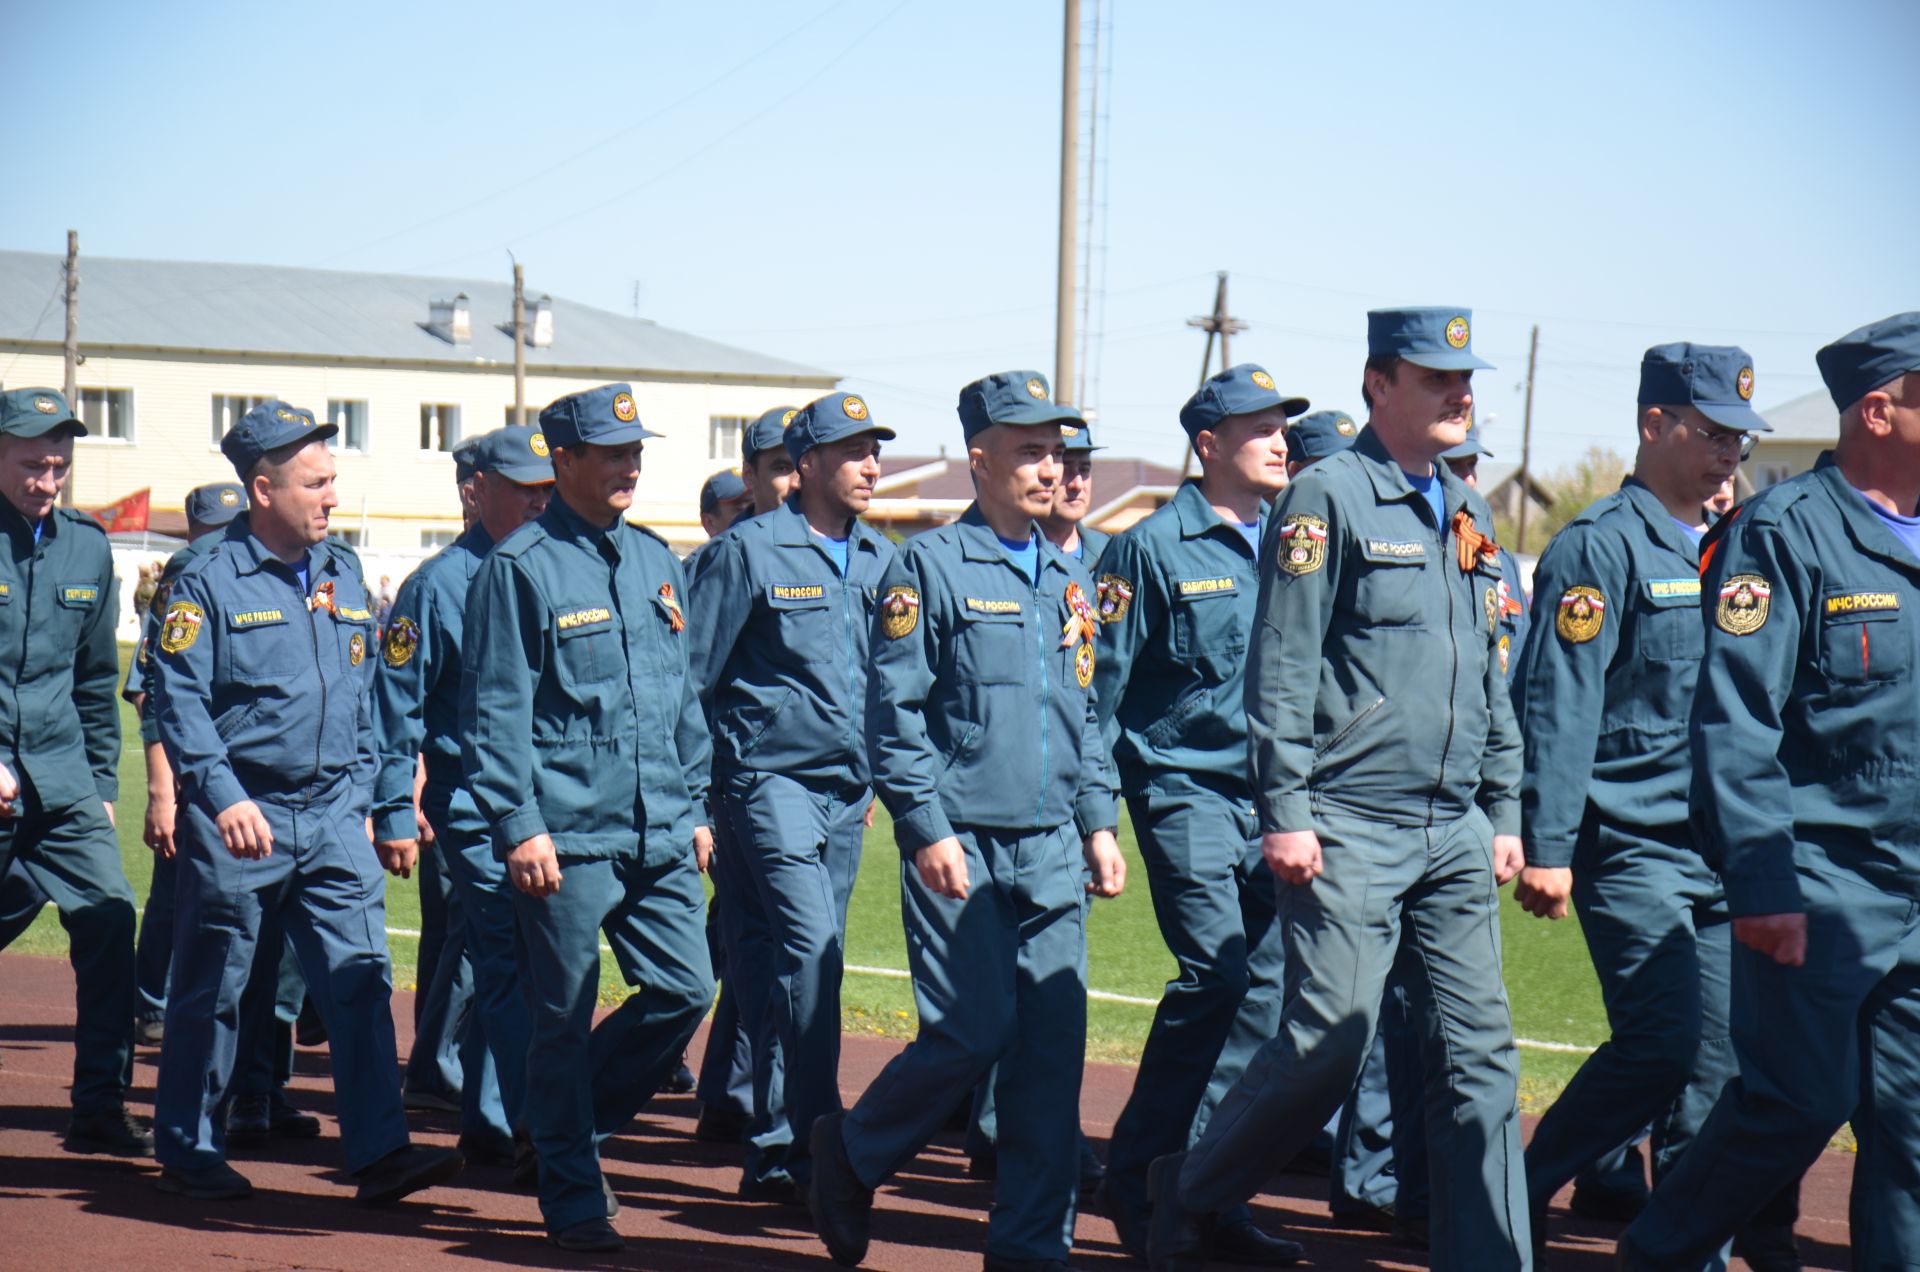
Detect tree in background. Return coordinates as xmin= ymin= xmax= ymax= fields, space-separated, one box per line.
xmin=1496 ymin=446 xmax=1629 ymax=556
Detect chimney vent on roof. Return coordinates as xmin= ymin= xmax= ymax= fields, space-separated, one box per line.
xmin=530 ymin=295 xmax=554 ymax=348
xmin=425 ymin=293 xmax=471 ymax=345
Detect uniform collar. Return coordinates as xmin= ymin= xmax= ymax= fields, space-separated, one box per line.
xmin=1350 ymin=425 xmax=1476 ymax=525
xmin=230 ymin=521 xmax=333 ymax=582
xmin=455 ymin=521 xmax=495 ymax=556
xmin=544 ymin=494 xmax=624 ymax=557
xmin=956 ymin=502 xmax=1068 ymax=577
xmin=1170 ymin=478 xmax=1271 ymax=543
xmin=0 ymin=494 xmax=49 ymax=548
xmin=1812 ymin=453 xmax=1920 ymax=571
xmin=1619 ymin=477 xmax=1702 ymax=565
xmin=770 ymin=494 xmax=880 ymax=555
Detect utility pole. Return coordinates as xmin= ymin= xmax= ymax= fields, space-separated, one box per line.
xmin=61 ymin=230 xmax=78 ymax=507
xmin=1054 ymin=0 xmax=1079 ymax=405
xmin=1179 ymin=272 xmax=1247 ymax=476
xmin=511 ymin=260 xmax=527 ymax=426
xmin=1516 ymin=323 xmax=1540 ymax=552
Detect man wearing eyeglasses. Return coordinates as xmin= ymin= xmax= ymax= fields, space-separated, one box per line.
xmin=1509 ymin=343 xmax=1764 ymax=1256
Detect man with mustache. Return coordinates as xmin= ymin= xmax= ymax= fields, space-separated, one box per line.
xmin=1146 ymin=309 xmax=1531 ymax=1271
xmin=688 ymin=392 xmax=895 ymax=1204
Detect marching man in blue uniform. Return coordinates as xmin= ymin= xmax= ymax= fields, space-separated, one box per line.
xmin=150 ymin=400 xmax=464 ymax=1203
xmin=0 ymin=387 xmax=147 ymax=1157
xmin=1094 ymin=363 xmax=1307 ymax=1265
xmin=1146 ymin=309 xmax=1531 ymax=1271
xmin=689 ymin=391 xmax=895 ymax=1201
xmin=1619 ymin=314 xmax=1920 ymax=1268
xmin=1512 ymin=344 xmax=1763 ymax=1257
xmin=372 ymin=425 xmax=553 ymax=1168
xmin=809 ymin=369 xmax=1125 ymax=1271
xmin=1039 ymin=419 xmax=1109 ymax=563
xmin=459 ymin=383 xmax=716 ymax=1252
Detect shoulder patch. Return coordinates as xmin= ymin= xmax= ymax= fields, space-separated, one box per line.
xmin=159 ymin=601 xmax=205 ymax=654
xmin=880 ymin=586 xmax=920 ymax=638
xmin=1095 ymin=573 xmax=1134 ymax=623
xmin=1555 ymin=586 xmax=1606 ymax=644
xmin=383 ymin=616 xmax=421 ymax=668
xmin=1716 ymin=574 xmax=1771 ymax=635
xmin=1277 ymin=514 xmax=1329 ymax=576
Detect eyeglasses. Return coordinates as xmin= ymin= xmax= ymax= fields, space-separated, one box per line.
xmin=1678 ymin=417 xmax=1756 ymax=460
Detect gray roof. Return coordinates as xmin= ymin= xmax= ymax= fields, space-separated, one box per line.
xmin=1757 ymin=389 xmax=1837 ymax=442
xmin=0 ymin=250 xmax=835 ymax=384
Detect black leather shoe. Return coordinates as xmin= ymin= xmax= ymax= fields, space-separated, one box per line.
xmin=402 ymin=1088 xmax=461 ymax=1114
xmin=230 ymin=1093 xmax=323 ymax=1146
xmin=696 ymin=1103 xmax=751 ymax=1144
xmin=457 ymin=1130 xmax=519 ymax=1167
xmin=1571 ymin=1181 xmax=1650 ymax=1222
xmin=1732 ymin=1224 xmax=1802 ymax=1272
xmin=354 ymin=1144 xmax=465 ymax=1204
xmin=1144 ymin=1153 xmax=1214 ymax=1272
xmin=549 ymin=1217 xmax=623 ymax=1252
xmin=65 ymin=1106 xmax=155 ymax=1157
xmin=295 ymin=999 xmax=328 ymax=1047
xmin=1078 ymin=1142 xmax=1107 ymax=1201
xmin=1098 ymin=1181 xmax=1150 ymax=1260
xmin=1212 ymin=1219 xmax=1304 ymax=1267
xmin=134 ymin=1018 xmax=165 ymax=1047
xmin=512 ymin=1130 xmax=539 ymax=1186
xmin=808 ymin=1112 xmax=873 ymax=1267
xmin=969 ymin=1150 xmax=998 ymax=1181
xmin=1391 ymin=1213 xmax=1430 ymax=1251
xmin=740 ymin=1172 xmax=803 ymax=1204
xmin=661 ymin=1058 xmax=698 ymax=1095
xmin=983 ymin=1254 xmax=1074 ymax=1271
xmin=157 ymin=1160 xmax=253 ymax=1200
xmin=1329 ymin=1200 xmax=1395 ymax=1232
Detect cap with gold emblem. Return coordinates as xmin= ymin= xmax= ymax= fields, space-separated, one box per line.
xmin=743 ymin=405 xmax=802 ymax=464
xmin=0 ymin=387 xmax=85 ymax=438
xmin=538 ymin=382 xmax=661 ymax=448
xmin=219 ymin=399 xmax=335 ymax=479
xmin=184 ymin=482 xmax=248 ymax=528
xmin=1638 ymin=343 xmax=1769 ymax=434
xmin=785 ymin=392 xmax=896 ymax=461
xmin=957 ymin=370 xmax=1083 ymax=442
xmin=1179 ymin=363 xmax=1310 ymax=440
xmin=1368 ymin=307 xmax=1494 ymax=372
xmin=1284 ymin=409 xmax=1361 ymax=465
xmin=466 ymin=425 xmax=556 ymax=485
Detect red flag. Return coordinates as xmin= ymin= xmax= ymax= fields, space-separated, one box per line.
xmin=83 ymin=488 xmax=151 ymax=533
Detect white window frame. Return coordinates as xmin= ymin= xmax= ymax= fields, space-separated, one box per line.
xmin=77 ymin=387 xmax=135 ymax=443
xmin=420 ymin=528 xmax=460 ymax=550
xmin=419 ymin=403 xmax=462 ymax=453
xmin=328 ymin=399 xmax=370 ymax=453
xmin=211 ymin=394 xmax=274 ymax=448
xmin=709 ymin=415 xmax=745 ymax=461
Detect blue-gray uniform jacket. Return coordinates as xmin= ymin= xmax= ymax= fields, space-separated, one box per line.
xmin=151 ymin=526 xmax=377 ymax=813
xmin=1075 ymin=524 xmax=1110 ymax=566
xmin=686 ymin=497 xmax=893 ymax=788
xmin=124 ymin=532 xmax=224 ymax=746
xmin=867 ymin=504 xmax=1119 ymax=853
xmin=1692 ymin=455 xmax=1920 ymax=915
xmin=1495 ymin=545 xmax=1530 ymax=682
xmin=1248 ymin=426 xmax=1521 ymax=835
xmin=459 ymin=497 xmax=710 ymax=864
xmin=0 ymin=501 xmax=120 ymax=807
xmin=1514 ymin=479 xmax=1702 ymax=867
xmin=370 ymin=523 xmax=494 ymax=843
xmin=1091 ymin=480 xmax=1261 ymax=800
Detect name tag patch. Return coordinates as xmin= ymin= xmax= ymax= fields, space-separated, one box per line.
xmin=557 ymin=606 xmax=613 ymax=631
xmin=1364 ymin=539 xmax=1426 ymax=561
xmin=336 ymin=605 xmax=373 ymax=621
xmin=1176 ymin=576 xmax=1236 ymax=598
xmin=62 ymin=585 xmax=99 ymax=604
xmin=771 ymin=584 xmax=826 ymax=601
xmin=965 ymin=597 xmax=1022 ymax=615
xmin=1826 ymin=591 xmax=1900 ymax=616
xmin=229 ymin=608 xmax=286 ymax=627
xmin=1647 ymin=578 xmax=1701 ymax=599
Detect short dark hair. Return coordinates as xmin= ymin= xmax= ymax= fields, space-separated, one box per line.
xmin=1360 ymin=355 xmax=1401 ymax=412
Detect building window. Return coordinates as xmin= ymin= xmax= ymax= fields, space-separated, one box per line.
xmin=420 ymin=403 xmax=462 ymax=452
xmin=1758 ymin=463 xmax=1791 ymax=488
xmin=503 ymin=404 xmax=536 ymax=426
xmin=329 ymin=528 xmax=363 ymax=547
xmin=420 ymin=529 xmax=459 ymax=549
xmin=709 ymin=415 xmax=745 ymax=461
xmin=79 ymin=388 xmax=134 ymax=441
xmin=328 ymin=399 xmax=369 ymax=452
xmin=211 ymin=394 xmax=273 ymax=445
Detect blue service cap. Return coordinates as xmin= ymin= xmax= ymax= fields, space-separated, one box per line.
xmin=539 ymin=383 xmax=661 ymax=449
xmin=1368 ymin=307 xmax=1495 ymax=371
xmin=743 ymin=406 xmax=801 ymax=463
xmin=184 ymin=482 xmax=246 ymax=528
xmin=451 ymin=436 xmax=482 ymax=485
xmin=1060 ymin=419 xmax=1101 ymax=453
xmin=957 ymin=370 xmax=1082 ymax=442
xmin=1637 ymin=343 xmax=1768 ymax=433
xmin=1179 ymin=363 xmax=1310 ymax=440
xmin=1816 ymin=312 xmax=1920 ymax=413
xmin=1284 ymin=409 xmax=1361 ymax=464
xmin=220 ymin=399 xmax=335 ymax=479
xmin=465 ymin=425 xmax=556 ymax=484
xmin=0 ymin=387 xmax=85 ymax=438
xmin=1440 ymin=422 xmax=1496 ymax=461
xmin=699 ymin=467 xmax=748 ymax=514
xmin=786 ymin=392 xmax=896 ymax=461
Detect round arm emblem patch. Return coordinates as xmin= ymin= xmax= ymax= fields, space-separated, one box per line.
xmin=1716 ymin=573 xmax=1771 ymax=635
xmin=1555 ymin=586 xmax=1606 ymax=644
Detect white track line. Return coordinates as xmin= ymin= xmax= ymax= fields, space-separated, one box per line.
xmin=385 ymin=928 xmax=1596 ymax=1055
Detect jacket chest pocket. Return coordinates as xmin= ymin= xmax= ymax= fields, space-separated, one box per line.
xmin=225 ymin=610 xmax=301 ymax=685
xmin=1638 ymin=580 xmax=1705 ymax=662
xmin=50 ymin=580 xmax=100 ymax=642
xmin=330 ymin=613 xmax=375 ymax=676
xmin=1352 ymin=539 xmax=1431 ymax=626
xmin=1171 ymin=579 xmax=1247 ymax=663
xmin=555 ymin=603 xmax=621 ymax=684
xmin=767 ymin=584 xmax=838 ymax=666
xmin=954 ymin=603 xmax=1028 ymax=686
xmin=1818 ymin=590 xmax=1910 ymax=685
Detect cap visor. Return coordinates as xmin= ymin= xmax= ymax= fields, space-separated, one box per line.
xmin=1400 ymin=351 xmax=1496 ymax=372
xmin=1694 ymin=400 xmax=1769 ymax=434
xmin=1280 ymin=395 xmax=1312 ymax=418
xmin=7 ymin=415 xmax=85 ymax=438
xmin=199 ymin=507 xmax=244 ymax=528
xmin=491 ymin=463 xmax=556 ymax=485
xmin=571 ymin=423 xmax=661 ymax=446
xmin=998 ymin=403 xmax=1085 ymax=428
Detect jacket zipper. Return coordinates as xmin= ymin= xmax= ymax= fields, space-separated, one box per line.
xmin=1427 ymin=513 xmax=1458 ymax=827
xmin=307 ymin=572 xmax=326 ymax=789
xmin=1317 ymin=696 xmax=1385 ymax=758
xmin=1032 ymin=568 xmax=1050 ymax=828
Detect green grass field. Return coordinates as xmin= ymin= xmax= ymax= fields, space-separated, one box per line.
xmin=10 ymin=647 xmax=1607 ymax=1111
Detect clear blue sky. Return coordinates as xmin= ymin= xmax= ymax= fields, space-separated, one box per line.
xmin=4 ymin=0 xmax=1916 ymax=476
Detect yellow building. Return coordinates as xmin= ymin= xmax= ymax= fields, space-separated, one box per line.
xmin=1747 ymin=389 xmax=1835 ymax=490
xmin=0 ymin=250 xmax=836 ymax=552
